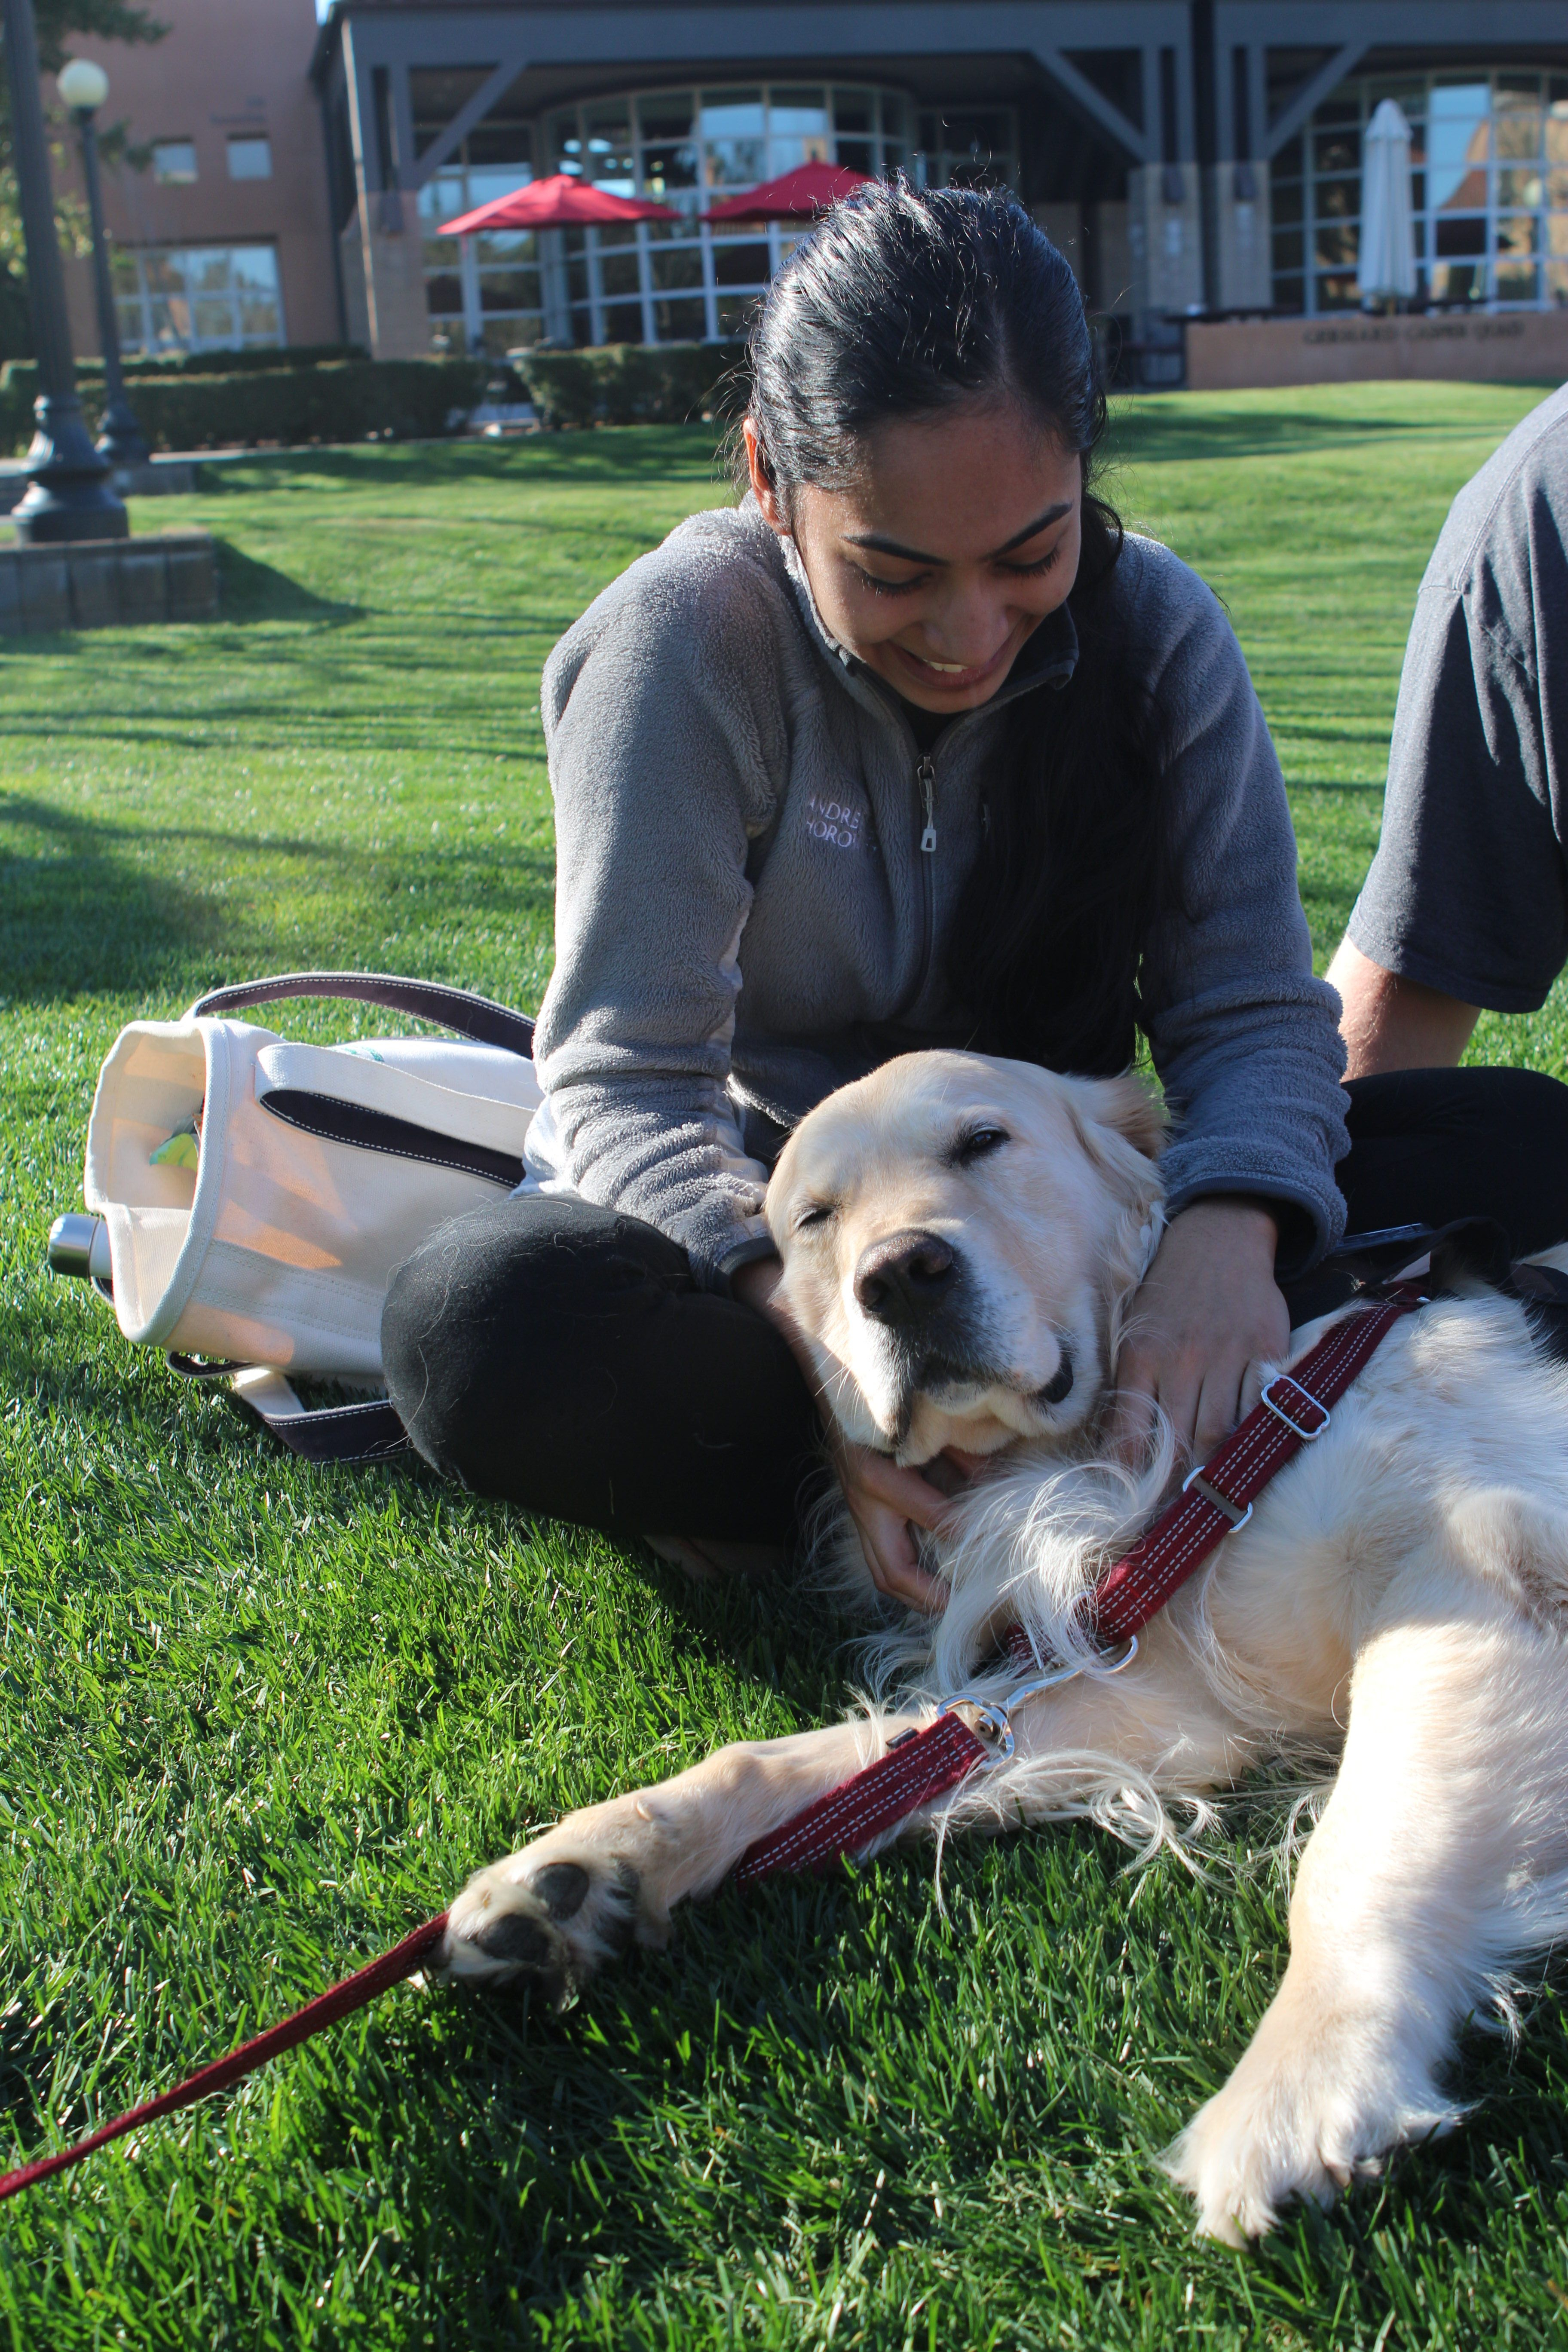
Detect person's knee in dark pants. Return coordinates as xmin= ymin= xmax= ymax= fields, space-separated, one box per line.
xmin=381 ymin=1192 xmax=820 ymax=1546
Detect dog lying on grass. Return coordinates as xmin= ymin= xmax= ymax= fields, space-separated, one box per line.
xmin=438 ymin=1050 xmax=1568 ymax=2243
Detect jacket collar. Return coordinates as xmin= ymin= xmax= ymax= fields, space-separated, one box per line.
xmin=756 ymin=494 xmax=1080 ymax=731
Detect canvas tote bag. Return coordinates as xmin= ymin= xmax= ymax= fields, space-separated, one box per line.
xmin=57 ymin=972 xmax=541 ymax=1461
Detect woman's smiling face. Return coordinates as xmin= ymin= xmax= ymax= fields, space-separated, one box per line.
xmin=746 ymin=399 xmax=1083 ymax=715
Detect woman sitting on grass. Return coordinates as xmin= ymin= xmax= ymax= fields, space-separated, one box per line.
xmin=383 ymin=180 xmax=1568 ymax=1606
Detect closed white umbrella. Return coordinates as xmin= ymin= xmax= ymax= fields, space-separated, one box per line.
xmin=1357 ymin=98 xmax=1417 ymax=306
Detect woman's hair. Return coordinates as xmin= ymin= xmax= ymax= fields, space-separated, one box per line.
xmin=735 ymin=181 xmax=1175 ymax=1078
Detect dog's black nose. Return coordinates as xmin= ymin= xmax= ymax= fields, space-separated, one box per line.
xmin=854 ymin=1229 xmax=958 ymax=1327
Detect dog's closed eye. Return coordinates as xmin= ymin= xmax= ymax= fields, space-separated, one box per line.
xmin=949 ymin=1125 xmax=1010 ymax=1168
xmin=794 ymin=1199 xmax=837 ymax=1234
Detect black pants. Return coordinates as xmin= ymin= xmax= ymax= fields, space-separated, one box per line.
xmin=380 ymin=1067 xmax=1568 ymax=1544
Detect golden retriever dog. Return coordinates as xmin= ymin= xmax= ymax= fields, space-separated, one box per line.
xmin=438 ymin=1050 xmax=1568 ymax=2243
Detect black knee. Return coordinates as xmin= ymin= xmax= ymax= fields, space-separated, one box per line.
xmin=381 ymin=1193 xmax=691 ymax=1485
xmin=381 ymin=1192 xmax=818 ymax=1540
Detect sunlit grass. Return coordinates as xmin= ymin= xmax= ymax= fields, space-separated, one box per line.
xmin=2 ymin=383 xmax=1565 ymax=2348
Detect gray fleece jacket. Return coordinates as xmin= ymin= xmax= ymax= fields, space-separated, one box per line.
xmin=529 ymin=497 xmax=1349 ymax=1286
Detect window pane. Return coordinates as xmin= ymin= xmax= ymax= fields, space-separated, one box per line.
xmin=651 ymin=244 xmax=702 ymax=292
xmin=227 ymin=135 xmax=271 ymax=181
xmin=769 ymin=88 xmax=827 ymax=135
xmin=116 ymin=298 xmax=143 ymax=350
xmin=1428 ymin=86 xmax=1489 ymax=210
xmin=712 ymin=237 xmax=767 ymax=287
xmin=237 ymin=294 xmax=279 ymax=339
xmin=716 ymin=292 xmax=760 ymax=335
xmin=1271 ymin=227 xmax=1305 ymax=270
xmin=1435 ymin=215 xmax=1487 ymax=257
xmin=1550 ymin=104 xmax=1568 ymax=165
xmin=193 ymin=297 xmax=235 ymax=343
xmin=652 ymin=296 xmax=706 ymax=341
xmin=153 ymin=140 xmax=197 ymax=184
xmin=583 ymin=101 xmax=634 ymax=191
xmin=638 ymin=93 xmax=699 ymax=201
xmin=466 ymin=166 xmax=532 ymax=211
xmin=1498 ymin=166 xmax=1546 ymax=208
xmin=836 ymin=140 xmax=875 ymax=175
xmin=1313 ymin=223 xmax=1359 ymax=269
xmin=479 ymin=270 xmax=540 ymax=310
xmin=184 ymin=249 xmax=233 ymax=294
xmin=1494 ymin=101 xmax=1544 ymax=161
xmin=475 ymin=228 xmax=535 ymax=265
xmin=1315 ymin=176 xmax=1358 ymax=219
xmin=1313 ymin=127 xmax=1359 ymax=175
xmin=833 ymin=89 xmax=875 ymax=135
xmin=425 ymin=272 xmax=463 ymax=316
xmin=599 ymin=249 xmax=641 ymax=298
xmin=546 ymin=109 xmax=580 ymax=174
xmin=229 ymin=247 xmax=279 ymax=294
xmin=148 ymin=297 xmax=186 ymax=349
xmin=1547 ymin=258 xmax=1568 ymax=306
xmin=1496 ymin=212 xmax=1541 ymax=257
xmin=1429 ymin=259 xmax=1484 ymax=302
xmin=1494 ymin=258 xmax=1540 ymax=302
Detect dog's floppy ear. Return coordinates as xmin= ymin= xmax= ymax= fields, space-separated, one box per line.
xmin=1077 ymin=1072 xmax=1167 ymax=1164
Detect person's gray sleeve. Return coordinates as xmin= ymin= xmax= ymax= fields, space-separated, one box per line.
xmin=531 ymin=554 xmax=788 ymax=1289
xmin=1135 ymin=553 xmax=1350 ymax=1275
xmin=1347 ymin=574 xmax=1566 ymax=1013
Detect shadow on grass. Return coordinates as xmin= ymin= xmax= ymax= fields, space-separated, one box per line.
xmin=1104 ymin=403 xmax=1500 ymax=468
xmin=0 ymin=790 xmax=554 ymax=1004
xmin=193 ymin=426 xmax=730 ymax=500
xmin=213 ymin=540 xmax=364 ymax=625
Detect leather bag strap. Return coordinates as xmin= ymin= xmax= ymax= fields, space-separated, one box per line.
xmin=167 ymin=1360 xmax=410 ymax=1464
xmin=191 ymin=971 xmax=535 ymax=1060
xmin=257 ymin=1089 xmax=524 ymax=1190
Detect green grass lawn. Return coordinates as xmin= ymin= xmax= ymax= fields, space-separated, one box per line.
xmin=2 ymin=381 xmax=1565 ymax=2350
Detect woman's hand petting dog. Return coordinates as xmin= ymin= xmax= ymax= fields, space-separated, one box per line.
xmin=735 ymin=1254 xmax=949 ymax=1613
xmin=1109 ymin=1196 xmax=1289 ymax=1466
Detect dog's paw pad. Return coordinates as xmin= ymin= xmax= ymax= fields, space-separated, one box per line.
xmin=530 ymin=1861 xmax=590 ymax=1920
xmin=440 ymin=1849 xmax=643 ymax=1991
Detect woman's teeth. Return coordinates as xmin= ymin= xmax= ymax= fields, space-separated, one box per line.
xmin=922 ymin=658 xmax=968 ymax=673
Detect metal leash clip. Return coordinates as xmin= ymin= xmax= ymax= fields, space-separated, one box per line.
xmin=937 ymin=1635 xmax=1139 ymax=1763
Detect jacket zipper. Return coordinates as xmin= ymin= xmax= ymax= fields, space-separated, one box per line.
xmin=916 ymin=753 xmax=937 ymax=1004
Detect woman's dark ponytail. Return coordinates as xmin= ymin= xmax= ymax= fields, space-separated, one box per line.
xmin=735 ymin=181 xmax=1175 ymax=1078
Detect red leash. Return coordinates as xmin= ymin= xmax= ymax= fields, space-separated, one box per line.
xmin=0 ymin=1305 xmax=1413 ymax=2203
xmin=0 ymin=1911 xmax=447 ymax=2205
xmin=736 ymin=1303 xmax=1412 ymax=1881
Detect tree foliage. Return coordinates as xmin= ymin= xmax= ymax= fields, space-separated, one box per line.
xmin=0 ymin=0 xmax=163 ymax=357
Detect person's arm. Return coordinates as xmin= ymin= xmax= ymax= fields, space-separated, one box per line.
xmin=1326 ymin=937 xmax=1478 ymax=1079
xmin=1341 ymin=455 xmax=1568 ymax=1044
xmin=533 ymin=539 xmax=792 ymax=1289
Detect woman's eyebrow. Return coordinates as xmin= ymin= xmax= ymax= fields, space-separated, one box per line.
xmin=843 ymin=502 xmax=1074 ymax=567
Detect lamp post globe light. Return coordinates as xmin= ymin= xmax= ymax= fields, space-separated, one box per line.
xmin=58 ymin=55 xmax=148 ymax=467
xmin=0 ymin=0 xmax=126 ymax=540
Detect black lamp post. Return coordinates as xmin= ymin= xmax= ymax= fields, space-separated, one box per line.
xmin=58 ymin=56 xmax=147 ymax=467
xmin=0 ymin=0 xmax=126 ymax=540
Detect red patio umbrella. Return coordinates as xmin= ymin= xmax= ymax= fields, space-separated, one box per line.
xmin=705 ymin=159 xmax=874 ymax=225
xmin=438 ymin=173 xmax=680 ymax=237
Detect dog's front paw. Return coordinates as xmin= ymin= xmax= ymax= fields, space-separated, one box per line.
xmin=1164 ymin=2014 xmax=1460 ymax=2242
xmin=438 ymin=1841 xmax=643 ymax=1999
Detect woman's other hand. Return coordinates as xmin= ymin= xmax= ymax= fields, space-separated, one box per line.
xmin=733 ymin=1255 xmax=949 ymax=1614
xmin=1108 ymin=1197 xmax=1289 ymax=1468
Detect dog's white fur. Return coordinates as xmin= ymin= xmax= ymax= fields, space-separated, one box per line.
xmin=440 ymin=1051 xmax=1568 ymax=2244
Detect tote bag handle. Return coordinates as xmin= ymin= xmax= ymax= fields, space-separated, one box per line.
xmin=191 ymin=971 xmax=535 ymax=1060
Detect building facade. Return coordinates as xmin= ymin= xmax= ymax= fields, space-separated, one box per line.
xmin=308 ymin=0 xmax=1568 ymax=364
xmin=52 ymin=0 xmax=338 ymax=363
